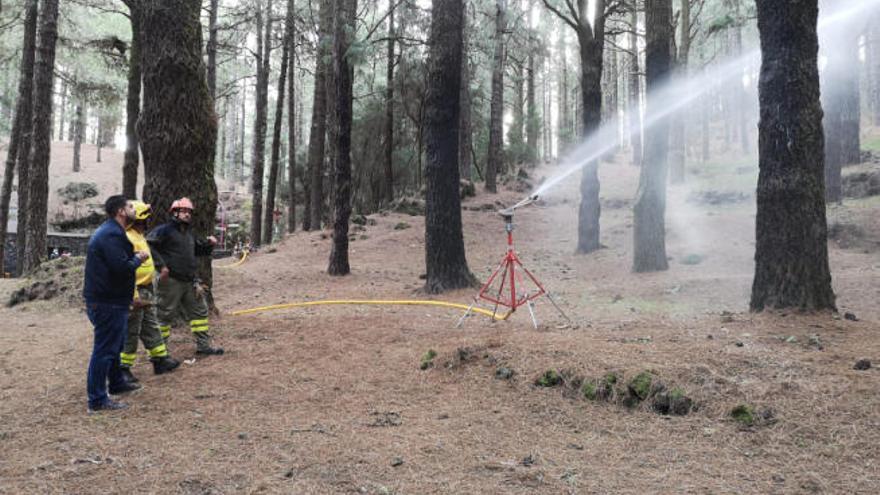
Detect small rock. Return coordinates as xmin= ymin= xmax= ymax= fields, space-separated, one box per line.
xmin=706 ymin=334 xmax=714 ymax=340
xmin=495 ymin=367 xmax=514 ymax=380
xmin=437 ymin=413 xmax=449 ymax=420
xmin=238 ymin=432 xmax=248 ymax=440
xmin=844 ymin=312 xmax=858 ymax=321
xmin=772 ymin=474 xmax=785 ymax=484
xmin=390 ymin=457 xmax=404 ymax=467
xmin=735 ymin=341 xmax=744 ymax=347
xmin=284 ymin=469 xmax=295 ymax=478
xmin=854 ymin=359 xmax=872 ymax=371
xmin=521 ymin=454 xmax=536 ymax=466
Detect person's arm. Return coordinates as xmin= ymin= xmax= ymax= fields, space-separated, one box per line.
xmin=103 ymin=231 xmax=143 ymax=276
xmin=146 ymin=226 xmax=167 ymax=270
xmin=194 ymin=235 xmax=216 ymax=257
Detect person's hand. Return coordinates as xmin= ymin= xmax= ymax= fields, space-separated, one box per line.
xmin=207 ymin=236 xmax=218 ymax=246
xmin=135 ymin=251 xmax=149 ymax=262
xmin=159 ymin=267 xmax=170 ymax=281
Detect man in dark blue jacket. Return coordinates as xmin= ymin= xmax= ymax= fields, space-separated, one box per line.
xmin=83 ymin=195 xmax=149 ymax=413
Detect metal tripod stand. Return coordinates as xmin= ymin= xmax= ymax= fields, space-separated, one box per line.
xmin=457 ymin=205 xmax=571 ymax=329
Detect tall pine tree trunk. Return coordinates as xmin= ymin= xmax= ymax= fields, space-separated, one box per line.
xmin=383 ymin=3 xmax=395 ymax=204
xmin=139 ymin=0 xmax=218 ymax=261
xmin=575 ymin=31 xmax=604 ymax=254
xmin=238 ymin=81 xmax=246 ymax=182
xmin=0 ymin=0 xmax=38 ymax=276
xmin=327 ymin=0 xmax=357 ymax=275
xmin=57 ymin=78 xmax=67 ymax=141
xmin=306 ymin=0 xmax=331 ymax=231
xmin=632 ymin=0 xmax=672 ymax=272
xmin=459 ymin=7 xmax=473 ymax=181
xmin=122 ymin=4 xmax=141 ymax=198
xmin=22 ymin=0 xmax=60 ymax=274
xmin=526 ymin=49 xmax=539 ymax=163
xmin=286 ymin=0 xmax=297 ymax=234
xmin=72 ymin=87 xmax=84 ymax=172
xmin=628 ymin=7 xmax=642 ymax=166
xmin=667 ymin=0 xmax=688 ymax=183
xmin=750 ymin=0 xmax=835 ymax=311
xmin=544 ymin=0 xmax=606 ymax=253
xmin=263 ymin=16 xmax=290 ymax=245
xmin=870 ymin=15 xmax=880 ymax=126
xmin=485 ymin=0 xmax=505 ymax=193
xmin=558 ymin=28 xmax=568 ymax=153
xmin=424 ymin=0 xmax=476 ymax=293
xmin=250 ymin=0 xmax=273 ymax=247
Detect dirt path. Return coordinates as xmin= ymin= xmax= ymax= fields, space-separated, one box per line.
xmin=0 ymin=146 xmax=878 ymax=493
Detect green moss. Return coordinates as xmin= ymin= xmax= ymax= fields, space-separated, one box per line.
xmin=419 ymin=349 xmax=437 ymax=370
xmin=582 ymin=382 xmax=597 ymax=400
xmin=535 ymin=370 xmax=562 ymax=387
xmin=669 ymin=387 xmax=686 ymax=401
xmin=394 ymin=222 xmax=410 ymax=230
xmin=628 ymin=371 xmax=653 ymax=401
xmin=603 ymin=372 xmax=618 ymax=386
xmin=730 ymin=404 xmax=755 ymax=426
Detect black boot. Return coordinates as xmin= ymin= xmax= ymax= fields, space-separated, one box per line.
xmin=195 ymin=332 xmax=225 ymax=355
xmin=152 ymin=356 xmax=181 ymax=375
xmin=120 ymin=367 xmax=139 ymax=383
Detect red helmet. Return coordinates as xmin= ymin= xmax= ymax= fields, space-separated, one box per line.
xmin=170 ymin=197 xmax=194 ymax=212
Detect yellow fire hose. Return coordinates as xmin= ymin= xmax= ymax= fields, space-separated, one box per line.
xmin=215 ymin=250 xmax=249 ymax=269
xmin=230 ymin=299 xmax=512 ymax=321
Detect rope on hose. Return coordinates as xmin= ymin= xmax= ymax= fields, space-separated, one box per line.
xmin=230 ymin=299 xmax=512 ymax=321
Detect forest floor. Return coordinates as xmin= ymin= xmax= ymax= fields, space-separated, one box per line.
xmin=0 ymin=138 xmax=879 ymax=494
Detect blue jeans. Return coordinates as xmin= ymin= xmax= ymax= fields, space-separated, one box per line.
xmin=86 ymin=303 xmax=130 ymax=408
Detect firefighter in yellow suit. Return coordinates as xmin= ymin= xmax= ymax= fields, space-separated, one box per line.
xmin=119 ymin=201 xmax=181 ymax=384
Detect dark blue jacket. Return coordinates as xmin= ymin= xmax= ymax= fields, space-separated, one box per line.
xmin=83 ymin=219 xmax=143 ymax=306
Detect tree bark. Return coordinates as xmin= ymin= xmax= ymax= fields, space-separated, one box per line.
xmin=667 ymin=0 xmax=688 ymax=183
xmin=121 ymin=4 xmax=141 ymax=199
xmin=750 ymin=0 xmax=835 ymax=311
xmin=526 ymin=48 xmax=539 ymax=164
xmin=485 ymin=0 xmax=506 ymax=193
xmin=327 ymin=0 xmax=357 ymax=275
xmin=424 ymin=0 xmax=476 ymax=293
xmin=22 ymin=0 xmax=60 ymax=274
xmin=138 ymin=0 xmax=218 ymax=289
xmin=870 ymin=15 xmax=880 ymax=126
xmin=628 ymin=8 xmax=642 ymax=166
xmin=57 ymin=77 xmax=67 ymax=141
xmin=544 ymin=0 xmax=606 ymax=253
xmin=206 ymin=0 xmax=219 ymax=100
xmin=264 ymin=5 xmax=291 ymax=246
xmin=383 ymin=2 xmax=395 ymax=204
xmin=306 ymin=0 xmax=331 ymax=231
xmin=632 ymin=0 xmax=672 ymax=273
xmin=250 ymin=0 xmax=273 ymax=247
xmin=557 ymin=28 xmax=569 ymax=153
xmin=96 ymin=117 xmax=103 ymax=163
xmin=238 ymin=81 xmax=247 ymax=182
xmin=286 ymin=0 xmax=297 ymax=234
xmin=14 ymin=0 xmax=38 ymax=276
xmin=0 ymin=0 xmax=38 ymax=276
xmin=72 ymin=87 xmax=84 ymax=173
xmin=459 ymin=4 xmax=473 ymax=181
